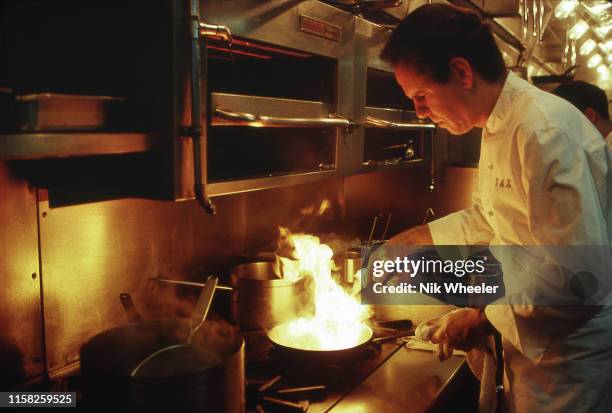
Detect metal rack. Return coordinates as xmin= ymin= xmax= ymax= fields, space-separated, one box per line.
xmin=0 ymin=132 xmax=157 ymax=160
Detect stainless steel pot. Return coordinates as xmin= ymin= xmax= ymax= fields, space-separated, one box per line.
xmin=80 ymin=319 xmax=245 ymax=412
xmin=342 ymin=248 xmax=363 ymax=284
xmin=230 ymin=262 xmax=314 ymax=330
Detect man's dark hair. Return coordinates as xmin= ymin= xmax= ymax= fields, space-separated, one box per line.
xmin=552 ymin=81 xmax=610 ymax=121
xmin=380 ymin=3 xmax=506 ymax=83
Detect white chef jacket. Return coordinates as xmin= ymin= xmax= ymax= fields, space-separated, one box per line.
xmin=607 ymin=130 xmax=612 ymax=151
xmin=428 ymin=72 xmax=612 ymax=413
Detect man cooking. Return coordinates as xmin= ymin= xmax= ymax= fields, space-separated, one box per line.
xmin=378 ymin=4 xmax=612 ymax=413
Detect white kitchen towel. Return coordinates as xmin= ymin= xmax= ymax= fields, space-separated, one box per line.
xmin=413 ymin=319 xmax=498 ymax=413
xmin=403 ymin=336 xmax=466 ymax=357
xmin=465 ymin=337 xmax=498 ymax=413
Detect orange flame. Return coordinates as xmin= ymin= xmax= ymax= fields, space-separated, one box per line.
xmin=274 ymin=227 xmax=370 ymax=350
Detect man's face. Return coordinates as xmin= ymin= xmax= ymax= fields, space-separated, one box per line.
xmin=394 ymin=62 xmax=476 ymax=135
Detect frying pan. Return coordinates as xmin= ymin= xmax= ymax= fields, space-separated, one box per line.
xmin=266 ymin=321 xmax=374 ymax=363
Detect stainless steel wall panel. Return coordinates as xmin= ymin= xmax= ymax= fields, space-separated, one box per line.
xmin=202 ymin=0 xmax=354 ymax=59
xmin=38 ymin=195 xmax=246 ymax=372
xmin=0 ymin=163 xmax=44 ymax=388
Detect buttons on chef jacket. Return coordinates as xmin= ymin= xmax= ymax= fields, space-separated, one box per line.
xmin=488 ymin=164 xmax=494 ymax=170
xmin=487 ymin=211 xmax=495 ymax=217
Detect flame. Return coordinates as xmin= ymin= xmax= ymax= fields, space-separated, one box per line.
xmin=299 ymin=199 xmax=331 ymax=217
xmin=274 ymin=227 xmax=370 ymax=350
xmin=317 ymin=199 xmax=331 ymax=216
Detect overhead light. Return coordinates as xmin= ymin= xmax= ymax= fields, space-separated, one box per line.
xmin=608 ymin=54 xmax=612 ymax=63
xmin=602 ymin=40 xmax=612 ymax=52
xmin=590 ymin=3 xmax=612 ymax=14
xmin=596 ymin=65 xmax=609 ymax=81
xmin=569 ymin=20 xmax=589 ymax=40
xmin=587 ymin=53 xmax=603 ymax=68
xmin=554 ymin=0 xmax=579 ymax=19
xmin=579 ymin=39 xmax=597 ymax=55
xmin=594 ymin=23 xmax=612 ymax=37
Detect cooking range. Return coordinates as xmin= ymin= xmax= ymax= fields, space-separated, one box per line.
xmin=45 ymin=225 xmax=480 ymax=413
xmin=242 ymin=327 xmax=408 ymax=413
xmin=51 ymin=304 xmax=416 ymax=413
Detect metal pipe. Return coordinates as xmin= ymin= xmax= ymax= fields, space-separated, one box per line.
xmin=532 ymin=0 xmax=538 ymax=38
xmin=189 ymin=0 xmax=216 ymax=214
xmin=200 ymin=23 xmax=232 ymax=44
xmin=524 ymin=0 xmax=529 ymax=40
xmin=539 ymin=0 xmax=544 ymax=43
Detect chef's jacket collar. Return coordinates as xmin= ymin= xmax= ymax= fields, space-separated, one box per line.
xmin=485 ymin=71 xmax=529 ymax=135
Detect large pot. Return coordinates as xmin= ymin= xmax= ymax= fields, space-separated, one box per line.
xmin=230 ymin=262 xmax=314 ymax=330
xmin=80 ymin=319 xmax=244 ymax=413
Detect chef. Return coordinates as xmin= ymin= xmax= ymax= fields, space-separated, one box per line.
xmin=378 ymin=4 xmax=612 ymax=413
xmin=552 ymin=81 xmax=612 ymax=149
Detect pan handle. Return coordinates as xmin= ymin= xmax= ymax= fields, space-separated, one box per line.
xmin=119 ymin=293 xmax=143 ymax=323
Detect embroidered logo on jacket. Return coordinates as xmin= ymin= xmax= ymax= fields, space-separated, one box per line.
xmin=495 ymin=178 xmax=512 ymax=188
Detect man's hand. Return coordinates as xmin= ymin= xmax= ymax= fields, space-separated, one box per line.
xmin=418 ymin=308 xmax=490 ymax=360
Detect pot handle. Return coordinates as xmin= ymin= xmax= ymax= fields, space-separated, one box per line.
xmin=119 ymin=293 xmax=143 ymax=323
xmin=150 ymin=276 xmax=233 ymax=291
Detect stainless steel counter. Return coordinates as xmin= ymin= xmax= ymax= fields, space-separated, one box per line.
xmin=321 ymin=345 xmax=466 ymax=413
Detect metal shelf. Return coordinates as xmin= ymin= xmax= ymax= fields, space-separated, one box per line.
xmin=208 ymin=170 xmax=338 ymax=196
xmin=0 ymin=132 xmax=158 ymax=160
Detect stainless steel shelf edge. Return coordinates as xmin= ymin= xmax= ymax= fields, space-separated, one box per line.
xmin=365 ymin=107 xmax=434 ymax=127
xmin=211 ymin=93 xmax=340 ymax=126
xmin=0 ymin=133 xmax=157 ymax=160
xmin=215 ymin=107 xmax=352 ymax=128
xmin=360 ymin=158 xmax=427 ymax=173
xmin=207 ymin=170 xmax=339 ymax=196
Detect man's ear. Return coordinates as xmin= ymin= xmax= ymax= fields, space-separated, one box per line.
xmin=583 ymin=108 xmax=599 ymax=124
xmin=449 ymin=57 xmax=474 ymax=89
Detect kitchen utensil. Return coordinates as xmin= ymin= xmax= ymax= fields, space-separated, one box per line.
xmin=266 ymin=321 xmax=373 ymax=363
xmin=119 ymin=293 xmax=143 ymax=323
xmin=342 ymin=247 xmax=362 ymax=284
xmin=80 ymin=319 xmax=245 ymax=412
xmin=151 ymin=276 xmax=233 ymax=291
xmin=151 ymin=262 xmax=315 ymax=330
xmin=130 ymin=276 xmax=218 ymax=377
xmin=230 ymin=262 xmax=314 ymax=330
xmin=80 ymin=286 xmax=244 ymax=413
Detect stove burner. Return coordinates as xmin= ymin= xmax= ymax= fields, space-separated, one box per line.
xmin=243 ymin=326 xmax=409 ymax=413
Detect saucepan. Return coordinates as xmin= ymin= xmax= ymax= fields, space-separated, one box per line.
xmin=154 ymin=261 xmax=315 ymax=330
xmin=80 ymin=281 xmax=245 ymax=413
xmin=229 ymin=261 xmax=314 ymax=330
